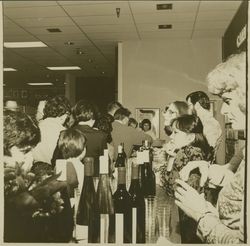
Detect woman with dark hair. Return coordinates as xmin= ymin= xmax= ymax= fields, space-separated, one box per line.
xmin=159 ymin=114 xmax=210 ymax=243
xmin=162 ymin=101 xmax=189 ymax=136
xmin=140 ymin=118 xmax=157 ymax=140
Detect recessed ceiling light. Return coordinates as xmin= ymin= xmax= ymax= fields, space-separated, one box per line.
xmin=76 ymin=49 xmax=85 ymax=55
xmin=27 ymin=83 xmax=53 ymax=86
xmin=101 ymin=71 xmax=105 ymax=74
xmin=47 ymin=66 xmax=81 ymax=71
xmin=4 ymin=68 xmax=17 ymax=71
xmin=156 ymin=3 xmax=172 ymax=10
xmin=158 ymin=24 xmax=172 ymax=29
xmin=4 ymin=41 xmax=47 ymax=48
xmin=64 ymin=41 xmax=74 ymax=45
xmin=88 ymin=59 xmax=93 ymax=63
xmin=47 ymin=28 xmax=62 ymax=33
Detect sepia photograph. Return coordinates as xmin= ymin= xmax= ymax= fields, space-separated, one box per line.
xmin=1 ymin=0 xmax=248 ymax=245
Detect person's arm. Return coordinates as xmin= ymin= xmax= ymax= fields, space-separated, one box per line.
xmin=197 ymin=206 xmax=244 ymax=243
xmin=228 ymin=146 xmax=244 ymax=173
xmin=175 ymin=179 xmax=245 ymax=244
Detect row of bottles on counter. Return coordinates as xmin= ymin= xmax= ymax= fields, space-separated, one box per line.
xmin=73 ymin=140 xmax=157 ymax=244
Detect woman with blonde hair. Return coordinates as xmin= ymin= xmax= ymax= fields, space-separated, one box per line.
xmin=175 ymin=52 xmax=246 ymax=244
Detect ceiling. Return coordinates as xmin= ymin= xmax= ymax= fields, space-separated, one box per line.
xmin=3 ymin=0 xmax=242 ymax=87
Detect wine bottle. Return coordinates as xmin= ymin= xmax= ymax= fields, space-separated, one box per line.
xmin=113 ymin=167 xmax=132 ymax=243
xmin=129 ymin=163 xmax=146 ymax=243
xmin=144 ymin=140 xmax=154 ymax=163
xmin=141 ymin=149 xmax=156 ymax=197
xmin=115 ymin=143 xmax=126 ymax=168
xmin=76 ymin=157 xmax=98 ymax=243
xmin=96 ymin=153 xmax=114 ymax=243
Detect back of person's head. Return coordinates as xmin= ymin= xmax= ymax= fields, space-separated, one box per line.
xmin=107 ymin=101 xmax=123 ymax=115
xmin=4 ymin=110 xmax=41 ymax=156
xmin=128 ymin=117 xmax=138 ymax=128
xmin=94 ymin=115 xmax=113 ymax=143
xmin=172 ymin=101 xmax=189 ymax=115
xmin=114 ymin=107 xmax=131 ymax=121
xmin=141 ymin=118 xmax=151 ymax=130
xmin=58 ymin=128 xmax=86 ymax=159
xmin=171 ymin=114 xmax=210 ymax=158
xmin=43 ymin=95 xmax=71 ymax=119
xmin=74 ymin=100 xmax=98 ymax=123
xmin=186 ymin=91 xmax=210 ymax=110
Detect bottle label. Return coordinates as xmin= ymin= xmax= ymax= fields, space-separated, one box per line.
xmin=99 ymin=155 xmax=109 ymax=174
xmin=75 ymin=224 xmax=88 ymax=241
xmin=100 ymin=214 xmax=109 ymax=243
xmin=115 ymin=213 xmax=124 ymax=244
xmin=132 ymin=208 xmax=137 ymax=244
xmin=144 ymin=150 xmax=150 ymax=163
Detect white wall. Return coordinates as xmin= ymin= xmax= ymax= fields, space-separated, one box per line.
xmin=120 ymin=39 xmax=222 ymax=140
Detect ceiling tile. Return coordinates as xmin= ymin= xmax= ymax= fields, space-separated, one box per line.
xmin=35 ymin=33 xmax=90 ymax=42
xmin=73 ymin=14 xmax=134 ymax=25
xmin=24 ymin=25 xmax=83 ymax=35
xmin=139 ymin=30 xmax=191 ymax=39
xmin=129 ymin=1 xmax=199 ymax=13
xmin=3 ymin=1 xmax=58 ymax=8
xmin=195 ymin=20 xmax=230 ymax=30
xmin=3 ymin=34 xmax=39 ymax=42
xmin=192 ymin=29 xmax=225 ymax=38
xmin=134 ymin=12 xmax=196 ymax=24
xmin=199 ymin=1 xmax=242 ymax=11
xmin=61 ymin=2 xmax=131 ymax=16
xmin=13 ymin=17 xmax=75 ymax=28
xmin=196 ymin=10 xmax=237 ymax=21
xmin=58 ymin=1 xmax=119 ymax=6
xmin=137 ymin=22 xmax=194 ymax=32
xmin=80 ymin=24 xmax=136 ymax=33
xmin=4 ymin=6 xmax=67 ymax=19
xmin=87 ymin=32 xmax=139 ymax=40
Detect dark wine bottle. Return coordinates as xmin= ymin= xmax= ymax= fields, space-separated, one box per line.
xmin=76 ymin=157 xmax=98 ymax=243
xmin=129 ymin=163 xmax=146 ymax=243
xmin=141 ymin=149 xmax=156 ymax=197
xmin=113 ymin=167 xmax=133 ymax=243
xmin=115 ymin=144 xmax=126 ymax=168
xmin=96 ymin=153 xmax=114 ymax=243
xmin=144 ymin=140 xmax=154 ymax=163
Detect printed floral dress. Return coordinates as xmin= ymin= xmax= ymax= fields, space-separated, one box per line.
xmin=159 ymin=145 xmax=205 ymax=197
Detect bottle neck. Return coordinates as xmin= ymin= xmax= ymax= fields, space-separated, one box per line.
xmin=117 ymin=167 xmax=126 ymax=186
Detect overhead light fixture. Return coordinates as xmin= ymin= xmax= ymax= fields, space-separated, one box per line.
xmin=76 ymin=48 xmax=85 ymax=55
xmin=4 ymin=68 xmax=17 ymax=71
xmin=158 ymin=24 xmax=172 ymax=29
xmin=47 ymin=66 xmax=81 ymax=70
xmin=156 ymin=3 xmax=173 ymax=10
xmin=4 ymin=41 xmax=47 ymax=48
xmin=27 ymin=83 xmax=53 ymax=86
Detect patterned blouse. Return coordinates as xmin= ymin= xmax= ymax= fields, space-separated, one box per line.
xmin=159 ymin=145 xmax=206 ymax=197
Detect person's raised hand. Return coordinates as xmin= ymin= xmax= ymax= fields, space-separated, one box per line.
xmin=174 ymin=179 xmax=207 ymax=222
xmin=179 ymin=160 xmax=210 ymax=187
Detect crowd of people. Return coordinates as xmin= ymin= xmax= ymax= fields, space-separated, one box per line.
xmin=3 ymin=51 xmax=246 ymax=244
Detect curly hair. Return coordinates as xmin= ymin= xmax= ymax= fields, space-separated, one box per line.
xmin=171 ymin=114 xmax=210 ymax=159
xmin=43 ymin=95 xmax=71 ymax=119
xmin=58 ymin=128 xmax=86 ymax=159
xmin=73 ymin=100 xmax=98 ymax=123
xmin=186 ymin=91 xmax=210 ymax=110
xmin=207 ymin=52 xmax=246 ymax=113
xmin=4 ymin=110 xmax=41 ymax=156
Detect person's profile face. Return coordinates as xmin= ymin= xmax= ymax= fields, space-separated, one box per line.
xmin=170 ymin=123 xmax=192 ymax=149
xmin=163 ymin=103 xmax=179 ymax=126
xmin=220 ymin=90 xmax=245 ymax=130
